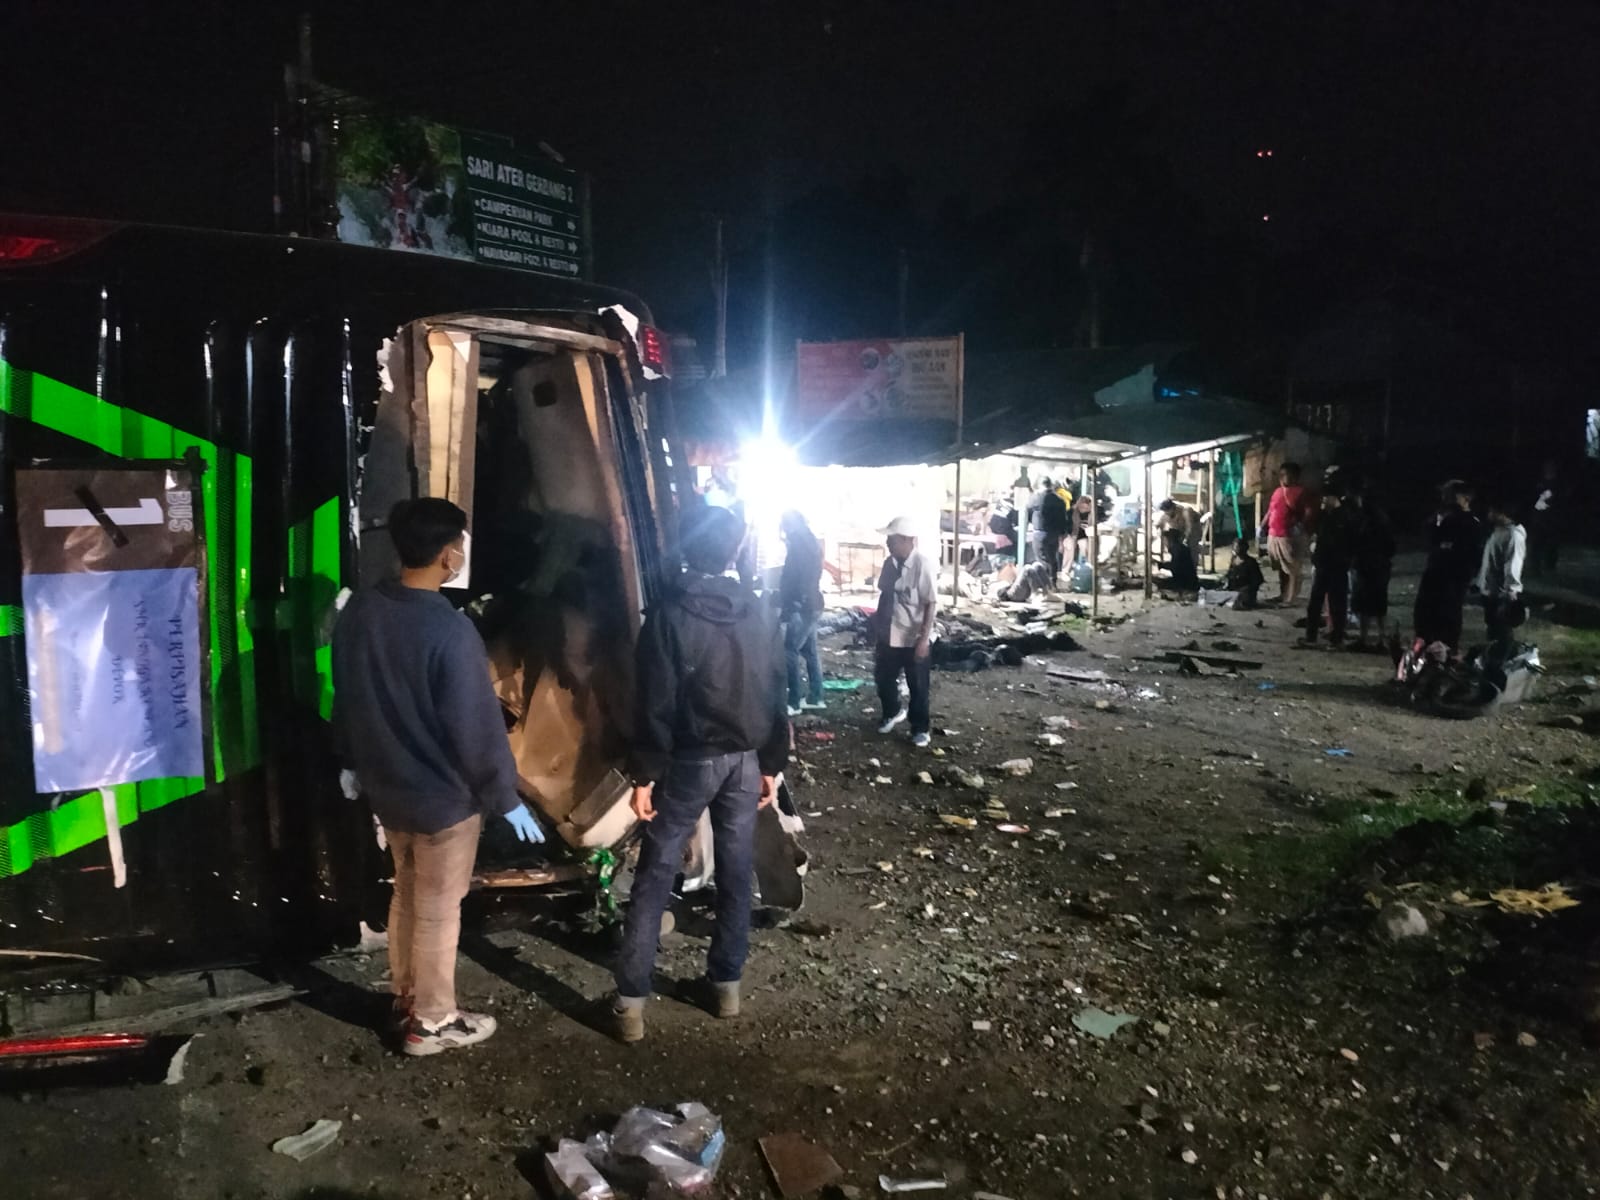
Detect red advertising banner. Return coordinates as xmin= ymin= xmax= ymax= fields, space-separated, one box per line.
xmin=795 ymin=336 xmax=963 ymax=425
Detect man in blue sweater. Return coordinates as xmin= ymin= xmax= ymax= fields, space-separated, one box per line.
xmin=332 ymin=498 xmax=544 ymax=1056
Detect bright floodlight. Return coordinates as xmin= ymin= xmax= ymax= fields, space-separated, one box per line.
xmin=738 ymin=434 xmax=799 ymax=529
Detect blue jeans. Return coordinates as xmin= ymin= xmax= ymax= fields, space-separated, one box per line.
xmin=784 ymin=611 xmax=823 ymax=707
xmin=614 ymin=750 xmax=761 ymax=998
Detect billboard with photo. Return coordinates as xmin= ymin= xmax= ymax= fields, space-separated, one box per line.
xmin=329 ymin=102 xmax=586 ymax=279
xmin=795 ymin=336 xmax=964 ymax=425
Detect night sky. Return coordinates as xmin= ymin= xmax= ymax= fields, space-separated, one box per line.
xmin=6 ymin=1 xmax=1598 ymax=362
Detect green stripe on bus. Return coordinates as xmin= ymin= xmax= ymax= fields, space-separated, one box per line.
xmin=0 ymin=358 xmax=262 ymax=880
xmin=285 ymin=494 xmax=343 ymax=721
xmin=0 ymin=778 xmax=207 ymax=879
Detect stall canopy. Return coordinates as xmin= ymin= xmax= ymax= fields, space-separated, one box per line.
xmin=671 ymin=343 xmax=1279 ymax=467
xmin=961 ymin=347 xmax=1275 ymax=465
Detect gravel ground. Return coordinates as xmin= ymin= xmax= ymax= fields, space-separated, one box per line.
xmin=6 ymin=562 xmax=1600 ymax=1200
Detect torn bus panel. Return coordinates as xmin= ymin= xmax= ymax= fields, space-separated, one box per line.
xmin=356 ymin=320 xmax=642 ymax=854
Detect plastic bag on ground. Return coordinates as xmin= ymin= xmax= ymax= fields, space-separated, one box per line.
xmin=585 ymin=1103 xmax=725 ymax=1194
xmin=547 ymin=1138 xmax=614 ymax=1200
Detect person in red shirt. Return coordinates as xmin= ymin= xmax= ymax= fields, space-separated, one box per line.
xmin=1264 ymin=463 xmax=1311 ymax=605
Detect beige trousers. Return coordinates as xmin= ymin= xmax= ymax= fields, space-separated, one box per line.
xmin=386 ymin=814 xmax=482 ymax=1024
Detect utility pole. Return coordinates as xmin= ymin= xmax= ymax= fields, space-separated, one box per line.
xmin=1081 ymin=232 xmax=1102 ymax=348
xmin=897 ymin=246 xmax=909 ymax=335
xmin=289 ymin=13 xmax=314 ymax=237
xmin=710 ymin=216 xmax=728 ymax=378
xmin=271 ymin=100 xmax=283 ymax=234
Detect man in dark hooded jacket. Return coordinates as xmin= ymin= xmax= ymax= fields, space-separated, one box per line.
xmin=611 ymin=506 xmax=789 ymax=1042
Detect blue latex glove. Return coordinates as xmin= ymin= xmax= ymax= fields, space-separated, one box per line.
xmin=503 ymin=804 xmax=545 ymax=844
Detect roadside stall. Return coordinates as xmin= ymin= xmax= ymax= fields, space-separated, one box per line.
xmin=670 ymin=344 xmax=1286 ymax=617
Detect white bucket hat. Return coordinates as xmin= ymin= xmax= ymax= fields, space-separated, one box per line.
xmin=880 ymin=516 xmax=918 ymax=537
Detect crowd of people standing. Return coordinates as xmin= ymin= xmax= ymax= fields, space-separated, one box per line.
xmin=1254 ymin=461 xmax=1551 ymax=656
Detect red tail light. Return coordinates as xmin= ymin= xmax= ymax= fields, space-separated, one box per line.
xmin=0 ymin=216 xmax=117 ymax=268
xmin=639 ymin=324 xmax=672 ymax=378
xmin=0 ymin=1033 xmax=149 ymax=1057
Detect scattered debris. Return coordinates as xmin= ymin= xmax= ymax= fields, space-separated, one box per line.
xmin=1036 ymin=733 xmax=1066 ymax=749
xmin=271 ymin=1119 xmax=342 ymax=1162
xmin=1490 ymin=883 xmax=1580 ymax=917
xmin=1324 ymin=747 xmax=1353 ymax=758
xmin=585 ymin=1103 xmax=726 ymax=1195
xmin=1180 ymin=1149 xmax=1199 ymax=1165
xmin=944 ymin=766 xmax=987 ymax=790
xmin=1516 ymin=1031 xmax=1538 ymax=1048
xmin=971 ymin=1019 xmax=993 ymax=1032
xmin=995 ymin=823 xmax=1031 ymax=835
xmin=1053 ymin=781 xmax=1079 ymax=791
xmin=1162 ymin=650 xmax=1263 ymax=671
xmin=938 ymin=814 xmax=977 ymax=829
xmin=547 ymin=1139 xmax=615 ymax=1200
xmin=879 ymin=1177 xmax=948 ymax=1194
xmin=0 ymin=948 xmax=102 ymax=963
xmin=914 ymin=770 xmax=935 ymax=785
xmin=1071 ymin=1008 xmax=1139 ymax=1040
xmin=1041 ymin=716 xmax=1082 ymax=732
xmin=780 ymin=918 xmax=836 ymax=938
xmin=1473 ymin=1032 xmax=1495 ymax=1051
xmin=822 ymin=678 xmax=865 ymax=691
xmin=1378 ymin=902 xmax=1429 ymax=941
xmin=163 ymin=1037 xmax=193 ymax=1085
xmin=1257 ymin=681 xmax=1277 ymax=691
xmin=1338 ymin=1048 xmax=1360 ymax=1063
xmin=1047 ymin=668 xmax=1113 ymax=685
xmin=996 ymin=757 xmax=1034 ymax=777
xmin=759 ymin=1133 xmax=843 ymax=1197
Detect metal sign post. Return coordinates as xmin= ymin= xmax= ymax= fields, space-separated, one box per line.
xmin=1090 ymin=461 xmax=1101 ymax=620
xmin=1143 ymin=452 xmax=1154 ymax=599
xmin=949 ymin=333 xmax=966 ymax=609
xmin=1208 ymin=448 xmax=1218 ymax=573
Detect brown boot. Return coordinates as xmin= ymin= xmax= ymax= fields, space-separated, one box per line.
xmin=611 ymin=997 xmax=645 ymax=1044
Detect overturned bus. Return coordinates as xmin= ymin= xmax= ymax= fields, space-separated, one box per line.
xmin=0 ymin=215 xmax=784 ymax=975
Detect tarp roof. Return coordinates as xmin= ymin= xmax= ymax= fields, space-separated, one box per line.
xmin=959 ymin=346 xmax=1275 ymax=464
xmin=990 ymin=395 xmax=1279 ymax=465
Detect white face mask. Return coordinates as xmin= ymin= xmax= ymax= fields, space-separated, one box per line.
xmin=440 ymin=531 xmax=473 ymax=589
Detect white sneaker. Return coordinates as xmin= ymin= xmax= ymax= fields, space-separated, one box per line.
xmin=911 ymin=732 xmax=931 ymax=748
xmin=787 ymin=705 xmax=804 ymax=717
xmin=403 ymin=1009 xmax=498 ymax=1056
xmin=877 ymin=710 xmax=907 ymax=734
xmin=799 ymin=699 xmax=827 ymax=711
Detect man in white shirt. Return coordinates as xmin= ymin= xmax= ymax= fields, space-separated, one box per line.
xmin=1476 ymin=495 xmax=1527 ymax=647
xmin=873 ymin=516 xmax=937 ymax=748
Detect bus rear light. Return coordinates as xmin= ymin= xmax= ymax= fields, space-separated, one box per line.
xmin=639 ymin=324 xmax=671 ymax=378
xmin=0 ymin=217 xmax=117 ymax=267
